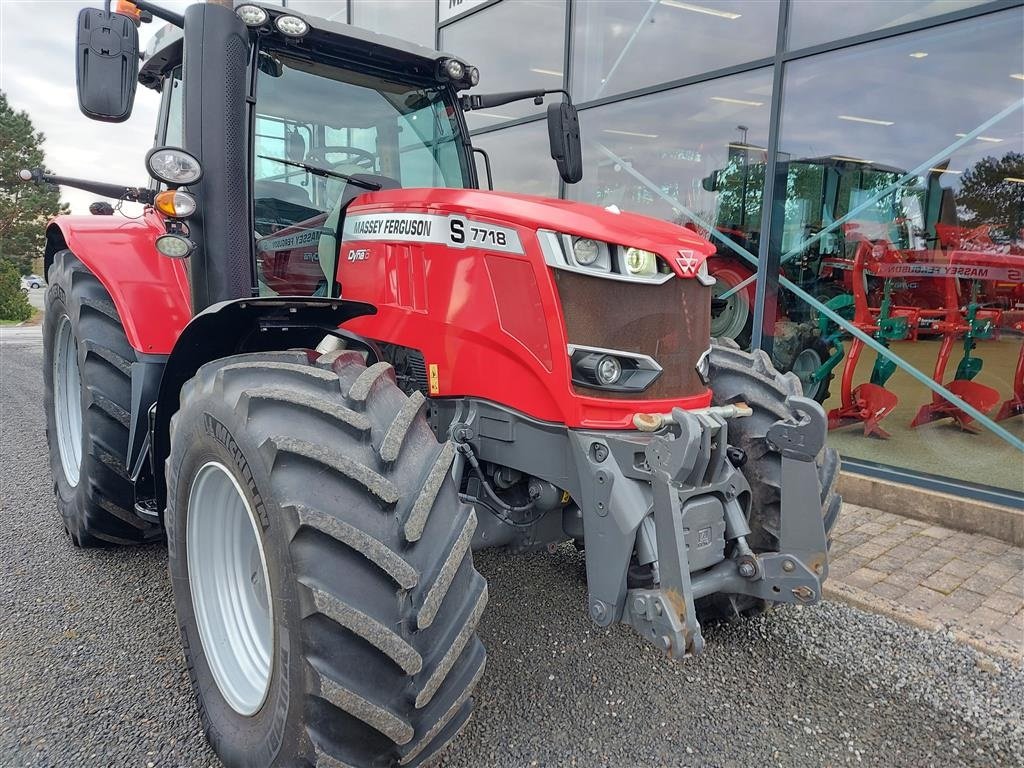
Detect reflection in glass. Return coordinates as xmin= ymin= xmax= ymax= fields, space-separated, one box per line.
xmin=569 ymin=68 xmax=774 ymax=347
xmin=285 ymin=0 xmax=348 ymax=22
xmin=472 ymin=122 xmax=559 ymax=198
xmin=441 ymin=0 xmax=566 ymax=130
xmin=788 ymin=0 xmax=988 ymax=50
xmin=350 ymin=0 xmax=435 ymax=47
xmin=572 ymin=0 xmax=778 ymax=102
xmin=772 ymin=9 xmax=1024 ymax=492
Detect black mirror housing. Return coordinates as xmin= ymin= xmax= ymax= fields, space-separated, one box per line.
xmin=547 ymin=102 xmax=583 ymax=185
xmin=76 ymin=8 xmax=139 ymax=123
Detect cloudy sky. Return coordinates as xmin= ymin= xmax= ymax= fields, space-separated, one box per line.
xmin=0 ymin=0 xmax=195 ymax=214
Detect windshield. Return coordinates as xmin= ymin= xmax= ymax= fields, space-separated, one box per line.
xmin=253 ymin=52 xmax=471 ymax=295
xmin=254 ymin=53 xmax=469 ymax=224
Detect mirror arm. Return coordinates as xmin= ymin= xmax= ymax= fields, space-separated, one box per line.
xmin=461 ymin=88 xmax=573 ymax=112
xmin=20 ymin=169 xmax=154 ymax=205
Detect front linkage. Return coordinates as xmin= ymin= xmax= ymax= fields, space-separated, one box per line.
xmin=575 ymin=397 xmax=829 ymax=658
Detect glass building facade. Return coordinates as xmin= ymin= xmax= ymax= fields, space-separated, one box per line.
xmin=286 ymin=0 xmax=1024 ymax=504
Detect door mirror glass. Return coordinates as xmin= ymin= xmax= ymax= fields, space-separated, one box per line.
xmin=76 ymin=8 xmax=139 ymax=122
xmin=547 ymin=102 xmax=583 ymax=185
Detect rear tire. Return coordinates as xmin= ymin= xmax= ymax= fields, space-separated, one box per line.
xmin=43 ymin=250 xmax=161 ymax=546
xmin=697 ymin=337 xmax=841 ymax=623
xmin=166 ymin=350 xmax=487 ymax=768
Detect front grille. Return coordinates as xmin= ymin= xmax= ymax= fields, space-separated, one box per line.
xmin=554 ymin=272 xmax=710 ymax=400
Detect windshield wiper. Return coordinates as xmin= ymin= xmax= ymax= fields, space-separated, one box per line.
xmin=257 ymin=155 xmax=382 ymax=191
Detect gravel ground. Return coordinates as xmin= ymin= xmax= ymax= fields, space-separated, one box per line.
xmin=2 ymin=327 xmax=1022 ymax=768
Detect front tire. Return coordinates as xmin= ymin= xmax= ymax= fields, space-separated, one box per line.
xmin=167 ymin=350 xmax=487 ymax=768
xmin=697 ymin=338 xmax=841 ymax=623
xmin=43 ymin=250 xmax=161 ymax=546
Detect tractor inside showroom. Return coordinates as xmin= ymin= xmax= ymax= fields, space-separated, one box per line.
xmin=27 ymin=2 xmax=840 ymax=766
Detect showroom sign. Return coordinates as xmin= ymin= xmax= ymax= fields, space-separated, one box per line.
xmin=438 ymin=0 xmax=489 ymax=24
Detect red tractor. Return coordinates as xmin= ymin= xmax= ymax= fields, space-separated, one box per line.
xmin=27 ymin=3 xmax=839 ymax=766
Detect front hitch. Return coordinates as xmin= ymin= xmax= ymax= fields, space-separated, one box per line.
xmin=595 ymin=397 xmax=829 ymax=659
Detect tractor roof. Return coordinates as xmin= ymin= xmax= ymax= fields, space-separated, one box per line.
xmin=140 ymin=2 xmax=471 ymax=90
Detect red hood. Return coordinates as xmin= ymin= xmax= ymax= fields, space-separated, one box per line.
xmin=348 ymin=188 xmax=716 ymax=260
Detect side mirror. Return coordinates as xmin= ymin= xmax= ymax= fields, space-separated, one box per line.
xmin=547 ymin=102 xmax=583 ymax=185
xmin=76 ymin=8 xmax=139 ymax=123
xmin=701 ymin=171 xmax=720 ymax=192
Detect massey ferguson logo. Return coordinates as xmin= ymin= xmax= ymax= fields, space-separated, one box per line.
xmin=346 ymin=248 xmax=371 ymax=262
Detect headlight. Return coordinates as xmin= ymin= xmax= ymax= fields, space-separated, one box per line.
xmin=572 ymin=238 xmax=601 ymax=266
xmin=595 ymin=355 xmax=622 ymax=385
xmin=146 ymin=147 xmax=202 ymax=186
xmin=468 ymin=67 xmax=480 ymax=87
xmin=622 ymin=247 xmax=658 ymax=277
xmin=537 ymin=230 xmax=671 ymax=283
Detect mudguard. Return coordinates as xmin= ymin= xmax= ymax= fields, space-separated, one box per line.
xmin=44 ymin=211 xmax=192 ymax=354
xmin=149 ymin=296 xmax=378 ymax=511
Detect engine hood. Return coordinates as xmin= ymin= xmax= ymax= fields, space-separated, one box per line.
xmin=348 ymin=188 xmax=716 ymax=270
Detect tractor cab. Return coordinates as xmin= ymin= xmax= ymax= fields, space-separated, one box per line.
xmin=73 ymin=0 xmax=580 ymax=309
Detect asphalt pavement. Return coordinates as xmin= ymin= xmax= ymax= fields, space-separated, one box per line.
xmin=2 ymin=326 xmax=1022 ymax=768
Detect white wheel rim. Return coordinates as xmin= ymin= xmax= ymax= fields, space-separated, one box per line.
xmin=710 ymin=274 xmax=750 ymax=340
xmin=187 ymin=461 xmax=274 ymax=716
xmin=53 ymin=315 xmax=83 ymax=487
xmin=792 ymin=347 xmax=824 ymax=400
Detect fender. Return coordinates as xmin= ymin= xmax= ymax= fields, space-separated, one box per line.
xmin=44 ymin=211 xmax=192 ymax=354
xmin=146 ymin=296 xmax=378 ymax=513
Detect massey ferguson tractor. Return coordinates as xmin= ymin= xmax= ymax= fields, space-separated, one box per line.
xmin=25 ymin=2 xmax=840 ymax=766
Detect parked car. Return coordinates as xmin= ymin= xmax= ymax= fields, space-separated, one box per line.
xmin=21 ymin=274 xmax=44 ymax=290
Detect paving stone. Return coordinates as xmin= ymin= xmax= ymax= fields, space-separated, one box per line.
xmin=938 ymin=558 xmax=983 ymax=579
xmin=971 ymin=537 xmax=1011 ymax=557
xmin=881 ymin=570 xmax=922 ymax=590
xmin=869 ymin=555 xmax=903 ymax=573
xmin=871 ymin=511 xmax=903 ymax=527
xmin=902 ymin=586 xmax=946 ymax=611
xmin=968 ymin=606 xmax=1015 ymax=632
xmin=851 ymin=542 xmax=890 ymax=559
xmin=960 ymin=571 xmax=1007 ymax=595
xmin=855 ymin=521 xmax=890 ymax=536
xmin=943 ymin=587 xmax=988 ymax=613
xmin=981 ymin=590 xmax=1024 ymax=617
xmin=868 ymin=580 xmax=908 ymax=602
xmin=847 ymin=567 xmax=887 ymax=589
xmin=885 ymin=543 xmax=924 ymax=563
xmin=871 ymin=534 xmax=904 ymax=552
xmin=919 ymin=525 xmax=955 ymax=540
xmin=921 ymin=570 xmax=964 ymax=596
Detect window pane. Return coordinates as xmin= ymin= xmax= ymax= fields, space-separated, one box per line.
xmin=286 ymin=1 xmax=348 ymax=22
xmin=572 ymin=0 xmax=778 ymax=103
xmin=253 ymin=53 xmax=469 ymax=297
xmin=788 ymin=0 xmax=988 ymax=50
xmin=440 ymin=0 xmax=566 ymax=130
xmin=770 ymin=9 xmax=1024 ymax=493
xmin=568 ymin=68 xmax=774 ymax=347
xmin=472 ymin=122 xmax=559 ymax=197
xmin=164 ymin=68 xmax=183 ymax=148
xmin=351 ymin=0 xmax=434 ymax=48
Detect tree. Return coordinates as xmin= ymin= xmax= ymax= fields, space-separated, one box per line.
xmin=956 ymin=152 xmax=1024 ymax=241
xmin=0 ymin=258 xmax=32 ymax=323
xmin=0 ymin=91 xmax=69 ymax=274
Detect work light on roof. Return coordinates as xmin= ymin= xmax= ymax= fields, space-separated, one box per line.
xmin=444 ymin=59 xmax=465 ymax=80
xmin=468 ymin=67 xmax=480 ymax=87
xmin=235 ymin=4 xmax=269 ymax=26
xmin=275 ymin=14 xmax=309 ymax=37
